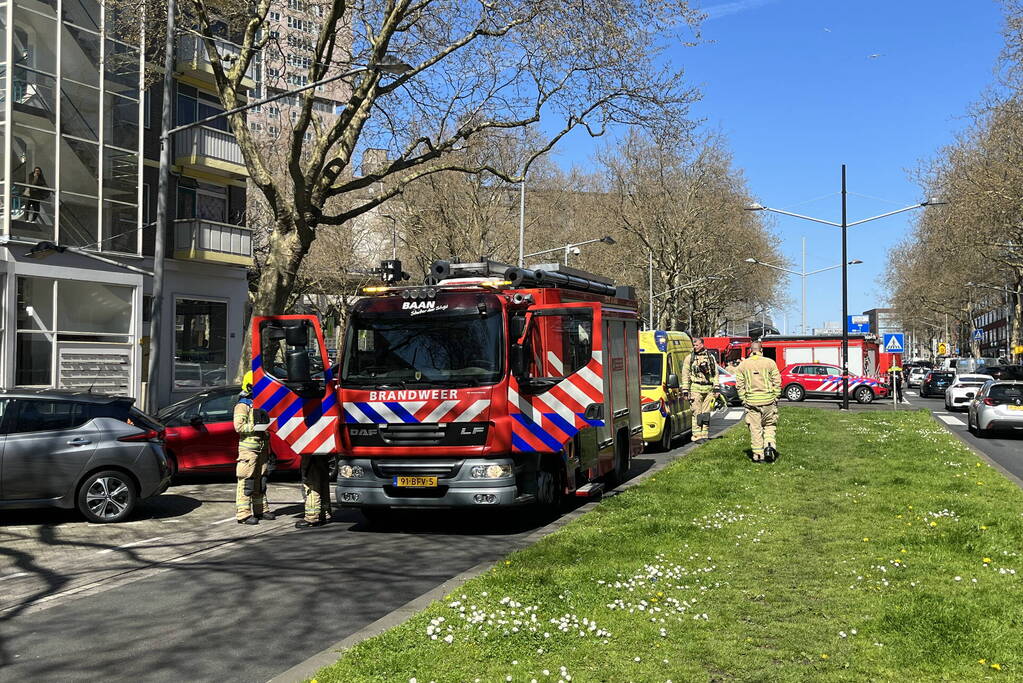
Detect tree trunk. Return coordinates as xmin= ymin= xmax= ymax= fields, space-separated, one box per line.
xmin=1012 ymin=282 xmax=1022 ymax=363
xmin=234 ymin=222 xmax=311 ymax=381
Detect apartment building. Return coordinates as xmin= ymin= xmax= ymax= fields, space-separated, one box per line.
xmin=1 ymin=0 xmax=253 ymax=409
xmin=245 ymin=0 xmax=349 ymax=141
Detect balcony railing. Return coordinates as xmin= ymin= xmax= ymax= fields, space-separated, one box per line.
xmin=173 ymin=125 xmax=246 ymax=170
xmin=176 ymin=35 xmax=259 ymax=84
xmin=174 ymin=218 xmax=252 ymax=262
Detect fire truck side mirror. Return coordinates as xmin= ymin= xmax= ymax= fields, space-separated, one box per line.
xmin=284 ymin=322 xmax=309 ymax=347
xmin=510 ymin=343 xmax=528 ymax=381
xmin=286 ymin=348 xmax=312 ymax=383
xmin=584 ymin=402 xmax=604 ymax=421
xmin=666 ymin=374 xmax=680 ymax=389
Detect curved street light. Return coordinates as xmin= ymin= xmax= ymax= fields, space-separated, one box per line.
xmin=746 ymin=165 xmax=945 ymax=409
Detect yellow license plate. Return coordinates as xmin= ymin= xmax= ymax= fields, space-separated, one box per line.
xmin=1009 ymin=405 xmax=1023 ymax=411
xmin=393 ymin=476 xmax=438 ymax=487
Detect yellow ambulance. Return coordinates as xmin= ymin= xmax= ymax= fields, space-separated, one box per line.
xmin=638 ymin=330 xmax=694 ymax=451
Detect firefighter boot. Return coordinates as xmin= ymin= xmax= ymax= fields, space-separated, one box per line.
xmin=764 ymin=444 xmax=778 ymax=463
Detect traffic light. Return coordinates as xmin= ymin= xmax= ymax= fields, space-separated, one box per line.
xmin=380 ymin=259 xmax=409 ymax=283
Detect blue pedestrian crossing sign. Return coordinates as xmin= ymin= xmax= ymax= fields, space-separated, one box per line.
xmin=972 ymin=329 xmax=984 ymax=341
xmin=882 ymin=333 xmax=905 ymax=353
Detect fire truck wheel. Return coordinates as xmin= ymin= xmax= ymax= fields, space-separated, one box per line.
xmin=535 ymin=465 xmax=564 ymax=512
xmin=854 ymin=386 xmax=874 ymax=404
xmin=784 ymin=384 xmax=805 ymax=402
xmin=606 ymin=438 xmax=631 ymax=489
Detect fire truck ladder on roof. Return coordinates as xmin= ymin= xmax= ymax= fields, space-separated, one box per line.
xmin=428 ymin=259 xmax=636 ymax=300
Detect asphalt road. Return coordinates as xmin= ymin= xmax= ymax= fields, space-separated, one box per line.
xmin=906 ymin=388 xmax=1023 ymax=483
xmin=0 ymin=412 xmax=745 ymax=682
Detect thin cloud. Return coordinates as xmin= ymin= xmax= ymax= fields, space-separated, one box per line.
xmin=701 ymin=0 xmax=781 ymax=20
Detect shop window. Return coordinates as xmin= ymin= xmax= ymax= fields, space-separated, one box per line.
xmin=16 ymin=334 xmax=52 ymax=386
xmin=175 ymin=299 xmax=228 ymax=389
xmin=15 ymin=276 xmax=135 ymax=388
xmin=17 ymin=276 xmax=54 ymax=331
xmin=56 ymin=280 xmax=132 ymax=334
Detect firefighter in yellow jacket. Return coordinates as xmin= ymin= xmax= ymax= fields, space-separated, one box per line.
xmin=234 ymin=372 xmax=275 ymax=523
xmin=735 ymin=341 xmax=782 ymax=462
xmin=681 ymin=337 xmax=720 ymax=444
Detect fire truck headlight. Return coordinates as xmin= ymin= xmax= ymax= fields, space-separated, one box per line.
xmin=642 ymin=401 xmax=662 ymax=412
xmin=470 ymin=464 xmax=512 ymax=479
xmin=339 ymin=464 xmax=365 ymax=479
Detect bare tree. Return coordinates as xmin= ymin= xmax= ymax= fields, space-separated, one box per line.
xmin=600 ymin=132 xmax=785 ymax=334
xmin=153 ymin=0 xmax=705 ymax=324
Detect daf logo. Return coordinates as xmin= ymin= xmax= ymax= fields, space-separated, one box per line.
xmin=350 ymin=428 xmax=378 ymax=436
xmin=460 ymin=426 xmax=486 ymax=436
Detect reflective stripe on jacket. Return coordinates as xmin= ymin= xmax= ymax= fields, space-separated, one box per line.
xmin=681 ymin=350 xmax=719 ymax=392
xmin=735 ymin=353 xmax=781 ymax=406
xmin=234 ymin=398 xmax=267 ymax=452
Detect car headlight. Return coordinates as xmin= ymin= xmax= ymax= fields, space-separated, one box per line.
xmin=642 ymin=401 xmax=662 ymax=412
xmin=470 ymin=464 xmax=512 ymax=479
xmin=338 ymin=464 xmax=365 ymax=479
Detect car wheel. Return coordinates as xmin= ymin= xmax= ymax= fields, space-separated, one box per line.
xmin=77 ymin=470 xmax=137 ymax=524
xmin=658 ymin=421 xmax=673 ymax=452
xmin=784 ymin=384 xmax=805 ymax=402
xmin=855 ymin=387 xmax=874 ymax=404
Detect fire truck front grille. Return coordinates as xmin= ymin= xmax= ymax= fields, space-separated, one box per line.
xmin=379 ymin=423 xmax=446 ymax=445
xmin=374 ymin=459 xmax=465 ymax=479
xmin=348 ymin=423 xmax=490 ymax=447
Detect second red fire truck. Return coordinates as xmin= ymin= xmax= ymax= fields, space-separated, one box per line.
xmin=247 ymin=260 xmax=643 ymax=520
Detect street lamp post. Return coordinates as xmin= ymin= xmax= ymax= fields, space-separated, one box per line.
xmin=745 ymin=248 xmax=862 ymax=335
xmin=146 ymin=42 xmax=411 ymax=411
xmin=523 ymin=236 xmax=616 ymax=265
xmin=747 ymin=165 xmax=943 ymax=410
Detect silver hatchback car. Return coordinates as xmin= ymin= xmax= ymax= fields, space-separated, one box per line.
xmin=967 ymin=381 xmax=1023 ymax=438
xmin=0 ymin=390 xmax=171 ymax=522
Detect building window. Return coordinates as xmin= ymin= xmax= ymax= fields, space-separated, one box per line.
xmin=268 ymin=10 xmax=281 ymax=21
xmin=174 ymin=299 xmax=228 ymax=389
xmin=16 ymin=276 xmax=134 ymax=389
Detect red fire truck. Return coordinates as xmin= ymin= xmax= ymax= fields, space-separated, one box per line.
xmin=247 ymin=260 xmax=643 ymax=520
xmin=758 ymin=334 xmax=892 ymax=378
xmin=703 ymin=336 xmax=752 ymax=365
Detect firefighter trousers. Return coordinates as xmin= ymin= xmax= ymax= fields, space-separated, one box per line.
xmin=301 ymin=454 xmax=331 ymax=523
xmin=744 ymin=403 xmax=778 ymax=459
xmin=236 ymin=447 xmax=270 ymax=520
xmin=691 ymin=390 xmax=716 ymax=440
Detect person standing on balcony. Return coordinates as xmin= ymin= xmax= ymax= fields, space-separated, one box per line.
xmin=25 ymin=167 xmax=50 ymax=223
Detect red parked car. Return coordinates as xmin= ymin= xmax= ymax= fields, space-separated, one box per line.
xmin=156 ymin=386 xmax=302 ymax=477
xmin=779 ymin=363 xmax=888 ymax=404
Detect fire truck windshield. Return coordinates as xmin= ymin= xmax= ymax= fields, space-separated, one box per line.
xmin=342 ymin=297 xmax=504 ymax=388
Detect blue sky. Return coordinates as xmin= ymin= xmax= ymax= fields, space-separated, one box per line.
xmin=556 ymin=0 xmax=1004 ymax=333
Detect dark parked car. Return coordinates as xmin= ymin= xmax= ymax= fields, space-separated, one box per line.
xmin=976 ymin=365 xmax=1023 ymax=381
xmin=0 ymin=390 xmax=170 ymax=523
xmin=919 ymin=370 xmax=955 ymax=398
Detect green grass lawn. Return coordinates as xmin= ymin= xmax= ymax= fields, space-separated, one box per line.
xmin=314 ymin=408 xmax=1023 ymax=682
